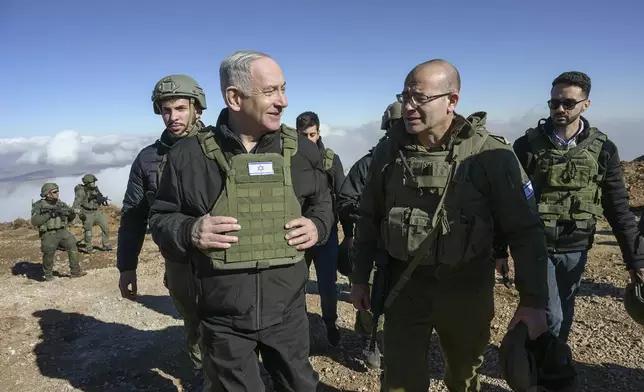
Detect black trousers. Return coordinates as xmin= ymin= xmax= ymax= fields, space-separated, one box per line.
xmin=200 ymin=297 xmax=318 ymax=391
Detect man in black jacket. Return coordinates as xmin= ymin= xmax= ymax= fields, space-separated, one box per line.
xmin=117 ymin=74 xmax=207 ymax=384
xmin=148 ymin=50 xmax=334 ymax=392
xmin=496 ymin=71 xmax=644 ymax=343
xmin=296 ymin=110 xmax=350 ymax=347
xmin=336 ymin=101 xmax=402 ymax=367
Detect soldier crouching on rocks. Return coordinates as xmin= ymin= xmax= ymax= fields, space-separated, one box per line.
xmin=31 ymin=182 xmax=87 ymax=281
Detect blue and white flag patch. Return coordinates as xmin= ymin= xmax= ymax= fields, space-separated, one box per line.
xmin=523 ymin=180 xmax=534 ymax=200
xmin=248 ymin=161 xmax=274 ymax=176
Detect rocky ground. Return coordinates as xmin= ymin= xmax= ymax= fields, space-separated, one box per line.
xmin=1 ymin=161 xmax=644 ymax=391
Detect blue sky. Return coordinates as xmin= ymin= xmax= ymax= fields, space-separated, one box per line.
xmin=1 ymin=0 xmax=643 ymax=137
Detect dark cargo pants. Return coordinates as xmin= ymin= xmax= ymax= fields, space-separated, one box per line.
xmin=164 ymin=259 xmax=202 ymax=372
xmin=200 ymin=295 xmax=318 ymax=392
xmin=80 ymin=210 xmax=110 ymax=251
xmin=40 ymin=229 xmax=81 ymax=278
xmin=382 ymin=263 xmax=495 ymax=392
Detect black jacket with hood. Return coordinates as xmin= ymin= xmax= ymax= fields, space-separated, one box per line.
xmin=148 ymin=108 xmax=334 ymax=331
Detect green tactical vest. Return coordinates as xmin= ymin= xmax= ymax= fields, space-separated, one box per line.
xmin=195 ymin=125 xmax=304 ymax=270
xmin=381 ymin=127 xmax=494 ymax=268
xmin=35 ymin=201 xmax=66 ymax=234
xmin=323 ymin=148 xmax=334 ymax=171
xmin=76 ymin=184 xmax=99 ymax=210
xmin=526 ymin=126 xmax=606 ymax=230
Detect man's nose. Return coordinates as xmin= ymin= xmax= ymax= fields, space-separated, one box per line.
xmin=275 ymin=91 xmax=288 ymax=108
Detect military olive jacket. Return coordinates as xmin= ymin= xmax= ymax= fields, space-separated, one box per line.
xmin=350 ymin=112 xmax=549 ymax=308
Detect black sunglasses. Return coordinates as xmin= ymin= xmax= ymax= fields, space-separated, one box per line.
xmin=547 ymin=98 xmax=587 ymax=110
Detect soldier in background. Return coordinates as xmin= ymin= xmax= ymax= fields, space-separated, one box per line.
xmin=336 ymin=101 xmax=402 ymax=368
xmin=31 ymin=182 xmax=86 ymax=281
xmin=117 ymin=74 xmax=207 ymax=388
xmin=296 ymin=110 xmax=348 ymax=347
xmin=73 ymin=173 xmax=112 ymax=254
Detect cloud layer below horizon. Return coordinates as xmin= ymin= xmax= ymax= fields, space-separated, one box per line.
xmin=1 ymin=114 xmax=642 ymax=222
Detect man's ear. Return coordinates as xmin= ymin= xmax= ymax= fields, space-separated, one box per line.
xmin=225 ymin=87 xmax=243 ymax=112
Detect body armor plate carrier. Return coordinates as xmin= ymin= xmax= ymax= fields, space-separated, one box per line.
xmin=526 ymin=126 xmax=606 ymax=232
xmin=381 ymin=125 xmax=494 ymax=309
xmin=196 ymin=125 xmax=304 ymax=270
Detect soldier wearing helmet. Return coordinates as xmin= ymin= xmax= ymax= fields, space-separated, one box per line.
xmin=335 ymin=100 xmax=403 ymax=368
xmin=381 ymin=101 xmax=402 ymax=133
xmin=72 ymin=173 xmax=112 ymax=253
xmin=30 ymin=182 xmax=86 ymax=281
xmin=117 ymin=74 xmax=208 ymax=386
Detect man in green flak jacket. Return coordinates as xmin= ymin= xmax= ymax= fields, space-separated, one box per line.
xmin=350 ymin=59 xmax=549 ymax=392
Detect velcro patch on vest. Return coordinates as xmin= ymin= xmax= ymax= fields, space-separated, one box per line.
xmin=248 ymin=162 xmax=274 ymax=176
xmin=523 ymin=180 xmax=535 ymax=200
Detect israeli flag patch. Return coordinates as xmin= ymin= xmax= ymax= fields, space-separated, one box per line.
xmin=248 ymin=162 xmax=274 ymax=176
xmin=523 ymin=180 xmax=534 ymax=200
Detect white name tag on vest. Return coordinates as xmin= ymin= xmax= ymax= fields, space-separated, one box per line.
xmin=248 ymin=162 xmax=274 ymax=176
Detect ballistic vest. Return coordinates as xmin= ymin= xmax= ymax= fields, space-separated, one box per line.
xmin=195 ymin=125 xmax=304 ymax=270
xmin=380 ymin=114 xmax=500 ymax=309
xmin=526 ymin=126 xmax=606 ymax=231
xmin=33 ymin=200 xmax=66 ymax=234
xmin=75 ymin=185 xmax=99 ymax=210
xmin=382 ymin=127 xmax=495 ymax=266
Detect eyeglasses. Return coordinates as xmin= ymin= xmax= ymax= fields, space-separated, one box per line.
xmin=396 ymin=91 xmax=452 ymax=108
xmin=547 ymin=98 xmax=587 ymax=110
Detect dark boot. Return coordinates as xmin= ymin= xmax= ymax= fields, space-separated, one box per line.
xmin=325 ymin=322 xmax=341 ymax=347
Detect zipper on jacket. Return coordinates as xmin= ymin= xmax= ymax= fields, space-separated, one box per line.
xmin=256 ymin=272 xmax=261 ymax=330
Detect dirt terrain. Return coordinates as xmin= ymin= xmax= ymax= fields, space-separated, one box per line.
xmin=1 ymin=162 xmax=644 ymax=392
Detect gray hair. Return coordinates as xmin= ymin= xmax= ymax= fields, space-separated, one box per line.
xmin=219 ymin=50 xmax=272 ymax=99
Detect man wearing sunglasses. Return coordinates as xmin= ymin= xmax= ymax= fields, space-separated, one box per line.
xmin=350 ymin=59 xmax=549 ymax=391
xmin=496 ymin=71 xmax=644 ymax=343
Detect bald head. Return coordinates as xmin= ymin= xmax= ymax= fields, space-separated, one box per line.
xmin=406 ymin=59 xmax=461 ymax=94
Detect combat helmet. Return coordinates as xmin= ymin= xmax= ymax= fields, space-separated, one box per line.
xmin=40 ymin=182 xmax=59 ymax=197
xmin=82 ymin=174 xmax=98 ymax=185
xmin=624 ymin=282 xmax=644 ymax=326
xmin=381 ymin=101 xmax=402 ymax=130
xmin=152 ymin=74 xmax=207 ymax=114
xmin=499 ymin=322 xmax=579 ymax=392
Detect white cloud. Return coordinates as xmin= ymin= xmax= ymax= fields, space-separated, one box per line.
xmin=0 ymin=129 xmax=156 ymax=168
xmin=1 ymin=115 xmax=643 ymax=223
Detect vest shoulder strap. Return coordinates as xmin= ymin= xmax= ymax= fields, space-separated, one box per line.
xmin=279 ymin=124 xmax=298 ymax=158
xmin=570 ymin=127 xmax=607 ymax=160
xmin=196 ymin=128 xmax=231 ymax=172
xmin=323 ymin=148 xmax=335 ymax=171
